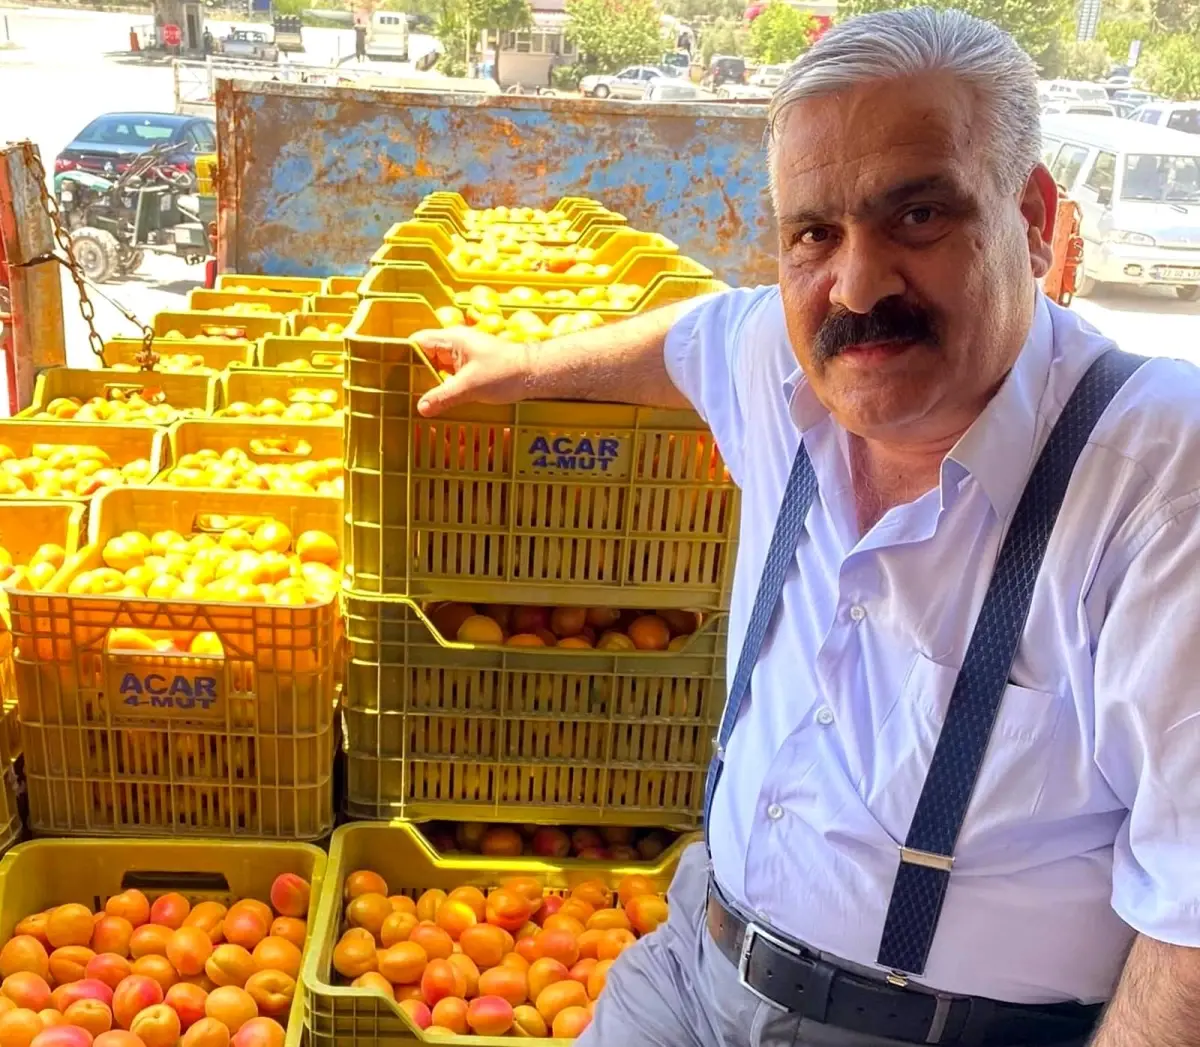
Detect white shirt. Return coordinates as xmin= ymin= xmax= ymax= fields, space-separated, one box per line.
xmin=665 ymin=287 xmax=1200 ymax=1005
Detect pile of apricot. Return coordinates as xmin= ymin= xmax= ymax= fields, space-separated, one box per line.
xmin=109 ymin=356 xmax=217 ymax=375
xmin=159 ymin=448 xmax=342 ymax=498
xmin=0 ymin=445 xmax=153 ymax=500
xmin=0 ymin=543 xmax=67 ymax=594
xmin=31 ymin=393 xmax=195 ymax=426
xmin=212 ymin=391 xmax=339 ymax=423
xmin=426 ymin=602 xmax=704 ymax=652
xmin=332 ymin=869 xmax=669 ymax=1039
xmin=419 ymin=823 xmax=673 ymax=863
xmin=0 ymin=872 xmax=312 ymax=1047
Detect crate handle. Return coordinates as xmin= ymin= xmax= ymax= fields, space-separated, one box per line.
xmin=201 ymin=324 xmax=248 ymax=338
xmin=309 ymin=351 xmax=342 ymax=369
xmin=248 ymin=437 xmax=311 ymax=460
xmin=121 ymin=871 xmax=232 ymax=893
xmin=193 ymin=511 xmax=275 ymax=535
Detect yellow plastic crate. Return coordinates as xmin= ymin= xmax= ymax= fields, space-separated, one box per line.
xmin=222 ymin=369 xmax=344 ymax=422
xmin=370 ymin=241 xmax=708 ymax=293
xmin=324 ymin=276 xmax=362 ymax=296
xmin=8 ymin=486 xmax=341 ymax=839
xmin=158 ymin=418 xmax=343 ymax=480
xmin=383 ymin=220 xmax=673 ymax=258
xmin=103 ymin=336 xmax=257 ymax=372
xmin=294 ymin=312 xmax=351 ymax=339
xmin=305 ymin=295 xmax=358 ymax=317
xmin=0 ymin=499 xmax=85 ymax=622
xmin=17 ymin=367 xmax=219 ymax=423
xmin=419 ymin=193 xmax=611 ymax=220
xmin=343 ymin=594 xmax=724 ymax=826
xmin=0 ymin=420 xmax=166 ymax=499
xmin=217 ymin=274 xmax=325 ymax=295
xmin=196 ymin=153 xmax=218 ymax=196
xmin=0 ymin=639 xmax=20 ymax=859
xmin=343 ymin=298 xmax=739 ymax=606
xmin=360 ymin=264 xmax=729 ymax=315
xmin=0 ymin=836 xmax=325 ymax=1047
xmin=399 ymin=208 xmax=628 ymax=246
xmin=188 ymin=287 xmax=309 ymax=315
xmin=302 ymin=820 xmax=690 ymax=1047
xmin=154 ymin=310 xmax=290 ymax=342
xmin=255 ymin=336 xmax=345 ymax=373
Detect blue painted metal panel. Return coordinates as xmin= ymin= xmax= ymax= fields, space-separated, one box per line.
xmin=216 ymin=80 xmax=775 ymax=287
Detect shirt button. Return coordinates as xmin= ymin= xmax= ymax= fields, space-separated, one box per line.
xmin=767 ymin=803 xmax=784 ymax=821
xmin=849 ymin=604 xmax=866 ymax=622
xmin=815 ymin=706 xmax=834 ymax=726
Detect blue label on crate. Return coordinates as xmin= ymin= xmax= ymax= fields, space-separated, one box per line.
xmin=109 ymin=666 xmax=224 ymax=718
xmin=526 ymin=435 xmax=622 ymax=473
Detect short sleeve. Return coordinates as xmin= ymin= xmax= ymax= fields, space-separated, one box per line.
xmin=663 ymin=286 xmax=778 ymax=486
xmin=1094 ymin=498 xmax=1200 ymax=945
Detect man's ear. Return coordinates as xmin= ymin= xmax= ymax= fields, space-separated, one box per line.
xmin=1021 ymin=164 xmax=1058 ymax=280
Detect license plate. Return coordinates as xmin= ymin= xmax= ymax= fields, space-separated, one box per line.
xmin=1154 ymin=267 xmax=1200 ymax=281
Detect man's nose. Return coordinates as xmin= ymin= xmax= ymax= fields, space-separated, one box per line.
xmin=828 ymin=231 xmax=906 ymax=315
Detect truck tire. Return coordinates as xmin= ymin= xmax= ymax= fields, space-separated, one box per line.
xmin=70 ymin=228 xmax=120 ymax=284
xmin=117 ymin=249 xmax=145 ymax=276
xmin=1072 ymin=273 xmax=1096 ymax=298
xmin=1176 ymin=286 xmax=1199 ymax=302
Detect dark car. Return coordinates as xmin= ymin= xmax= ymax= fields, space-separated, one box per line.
xmin=55 ymin=112 xmax=217 ymax=188
xmin=706 ymin=55 xmax=746 ymax=88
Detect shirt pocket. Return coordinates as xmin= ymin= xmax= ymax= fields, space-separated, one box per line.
xmin=868 ymin=653 xmax=1065 ymax=845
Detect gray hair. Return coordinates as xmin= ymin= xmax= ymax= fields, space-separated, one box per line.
xmin=768 ymin=7 xmax=1040 ymax=200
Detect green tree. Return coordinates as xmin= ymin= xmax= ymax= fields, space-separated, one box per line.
xmin=479 ymin=0 xmax=533 ymax=80
xmin=747 ymin=1 xmax=815 ymax=63
xmin=1138 ymin=31 xmax=1200 ymax=97
xmin=699 ymin=16 xmax=745 ymax=64
xmin=1056 ymin=38 xmax=1113 ymax=78
xmin=838 ymin=0 xmax=1074 ymax=73
xmin=565 ymin=0 xmax=667 ymax=73
xmin=661 ymin=0 xmax=744 ymax=25
xmin=1097 ymin=17 xmax=1151 ymax=65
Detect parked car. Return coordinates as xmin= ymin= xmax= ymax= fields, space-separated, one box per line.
xmin=215 ymin=28 xmax=278 ymax=62
xmin=1037 ymin=79 xmax=1110 ymax=104
xmin=705 ymin=54 xmax=747 ymax=88
xmin=1041 ymin=101 xmax=1118 ymax=117
xmin=643 ymin=79 xmax=706 ymax=102
xmin=749 ymin=64 xmax=786 ymax=89
xmin=54 ymin=112 xmax=217 ymax=188
xmin=578 ymin=65 xmax=665 ymax=99
xmin=1131 ymin=101 xmax=1200 ymax=136
xmin=1041 ymin=115 xmax=1200 ymax=301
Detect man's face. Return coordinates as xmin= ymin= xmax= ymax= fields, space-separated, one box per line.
xmin=773 ymin=72 xmax=1052 ymax=443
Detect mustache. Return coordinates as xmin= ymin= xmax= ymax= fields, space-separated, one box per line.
xmin=813 ymin=298 xmax=939 ymax=363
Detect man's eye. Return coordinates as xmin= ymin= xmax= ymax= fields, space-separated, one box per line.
xmin=901 ymin=206 xmax=936 ymax=226
xmin=797 ymin=227 xmax=831 ymax=245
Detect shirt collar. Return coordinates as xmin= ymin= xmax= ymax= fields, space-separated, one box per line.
xmin=781 ymin=293 xmax=1056 ymax=518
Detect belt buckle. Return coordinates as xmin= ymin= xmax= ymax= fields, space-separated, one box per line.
xmin=737 ymin=920 xmax=800 ymax=1011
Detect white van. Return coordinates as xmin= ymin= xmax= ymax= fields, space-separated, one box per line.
xmin=1041 ymin=115 xmax=1200 ymax=300
xmin=1038 ymin=79 xmax=1110 ymax=104
xmin=366 ymin=11 xmax=408 ymax=61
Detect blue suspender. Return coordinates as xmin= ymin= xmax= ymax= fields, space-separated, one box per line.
xmin=702 ymin=347 xmax=1146 ymax=979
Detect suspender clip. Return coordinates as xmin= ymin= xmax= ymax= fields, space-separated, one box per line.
xmin=898 ymin=846 xmax=954 ymax=872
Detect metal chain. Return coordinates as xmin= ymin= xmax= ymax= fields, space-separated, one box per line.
xmin=21 ymin=143 xmax=158 ymax=371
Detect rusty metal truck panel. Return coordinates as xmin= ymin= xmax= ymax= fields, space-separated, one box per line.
xmin=216 ymin=80 xmax=775 ymax=287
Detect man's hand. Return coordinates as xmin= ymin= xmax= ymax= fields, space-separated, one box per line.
xmin=411 ymin=327 xmax=533 ymax=417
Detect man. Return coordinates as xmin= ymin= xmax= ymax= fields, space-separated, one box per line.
xmin=354 ymin=19 xmax=367 ymax=62
xmin=413 ymin=8 xmax=1200 ymax=1046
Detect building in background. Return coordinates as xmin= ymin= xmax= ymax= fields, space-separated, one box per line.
xmin=481 ymin=0 xmax=575 ymax=89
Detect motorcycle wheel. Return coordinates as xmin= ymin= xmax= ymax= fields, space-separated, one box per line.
xmin=70 ymin=228 xmax=121 ymax=284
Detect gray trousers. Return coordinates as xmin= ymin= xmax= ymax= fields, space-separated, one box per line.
xmin=579 ymin=843 xmax=1087 ymax=1047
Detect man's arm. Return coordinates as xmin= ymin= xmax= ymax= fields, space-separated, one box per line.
xmin=412 ymin=300 xmax=701 ymax=416
xmin=1091 ymin=936 xmax=1200 ymax=1047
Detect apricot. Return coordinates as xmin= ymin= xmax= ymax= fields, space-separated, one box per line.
xmin=51 ymin=980 xmax=112 ymax=1013
xmin=268 ymin=875 xmax=310 ymax=920
xmin=230 ymin=1017 xmax=283 ymax=1047
xmin=586 ymin=957 xmax=613 ymax=1000
xmin=167 ymin=928 xmax=214 ymax=978
xmin=569 ymin=958 xmax=598 ymax=987
xmin=104 ymin=894 xmax=149 ymax=930
xmin=414 ymin=890 xmax=446 ymax=924
xmin=534 ymin=928 xmax=580 ymax=968
xmin=111 ymin=976 xmax=163 ymax=1030
xmin=477 ymin=965 xmax=527 ymax=1007
xmin=350 ymin=972 xmax=393 ymax=998
xmin=266 ymin=919 xmax=304 ymax=952
xmin=46 ymin=946 xmax=93 ymax=986
xmin=393 ymin=985 xmax=424 ymax=1003
xmin=203 ymin=944 xmax=257 ymax=991
xmin=46 ymin=906 xmax=96 ymax=951
xmin=535 ymin=978 xmax=588 ymax=1025
xmin=249 ymin=937 xmax=300 ymax=980
xmin=501 ymin=877 xmax=544 ymax=910
xmin=63 ymin=1004 xmax=113 ymax=1040
xmin=558 ymin=898 xmax=595 ymax=926
xmin=442 ymin=887 xmax=485 ymax=923
xmin=204 ymin=986 xmax=256 ymax=1035
xmin=246 ymin=971 xmax=295 ymax=1022
xmin=90 ymin=918 xmax=133 ymax=960
xmin=30 ymin=1028 xmax=94 ymax=1047
xmin=543 ymin=914 xmax=586 ymax=938
xmin=0 ymin=999 xmax=12 ymax=1019
xmin=227 ymin=902 xmax=272 ymax=932
xmin=12 ymin=918 xmax=49 ymax=953
xmin=458 ymin=924 xmax=508 ymax=970
xmin=586 ymin=908 xmax=631 ymax=933
xmin=0 ymin=938 xmax=51 ymax=981
xmin=514 ymin=937 xmax=539 ymax=966
xmin=2 ymin=973 xmax=52 ymax=1011
xmin=533 ymin=895 xmax=564 ymax=926
xmin=164 ymin=982 xmax=208 ymax=1031
xmin=397 ymin=998 xmax=431 ymax=1030
xmin=95 ymin=1035 xmax=151 ymax=1047
xmin=512 ymin=1003 xmax=548 ymax=1037
xmin=219 ymin=913 xmax=265 ymax=954
xmin=180 ymin=1017 xmax=231 ymax=1047
xmin=464 ymin=995 xmax=513 ymax=1036
xmin=575 ymin=929 xmax=605 ymax=961
xmin=84 ymin=958 xmax=130 ymax=994
xmin=434 ymin=901 xmax=476 ymax=941
xmin=526 ymin=957 xmax=570 ymax=1002
xmin=484 ymin=889 xmax=532 ymax=933
xmin=331 ymin=930 xmax=376 ymax=980
xmin=407 ymin=925 xmax=452 ymax=962
xmin=420 ymin=959 xmax=464 ymax=1007
xmin=129 ymin=957 xmax=176 ymax=995
xmin=501 ymin=951 xmax=530 ymax=975
xmin=147 ymin=894 xmax=190 ymax=932
xmin=596 ymin=928 xmax=636 ymax=961
xmin=626 ymin=894 xmax=669 ymax=935
xmin=127 ymin=927 xmax=171 ymax=961
xmin=388 ymin=897 xmax=417 ymax=918
xmin=379 ymin=912 xmax=417 ymax=948
xmin=552 ymin=1004 xmax=592 ymax=1038
xmin=375 ymin=943 xmax=426 ymax=986
xmin=616 ymin=875 xmax=656 ymax=908
xmin=571 ymin=881 xmax=612 ymax=910
xmin=129 ymin=1003 xmax=180 ymax=1047
xmin=184 ymin=904 xmax=227 ymax=945
xmin=447 ymin=954 xmax=479 ymax=997
xmin=428 ymin=996 xmax=468 ymax=1035
xmin=0 ymin=1008 xmax=43 ymax=1047
xmin=344 ymin=871 xmax=389 ymax=902
xmin=35 ymin=1010 xmax=63 ymax=1030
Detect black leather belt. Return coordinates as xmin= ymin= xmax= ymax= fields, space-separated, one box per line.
xmin=706 ymin=883 xmax=1102 ymax=1047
